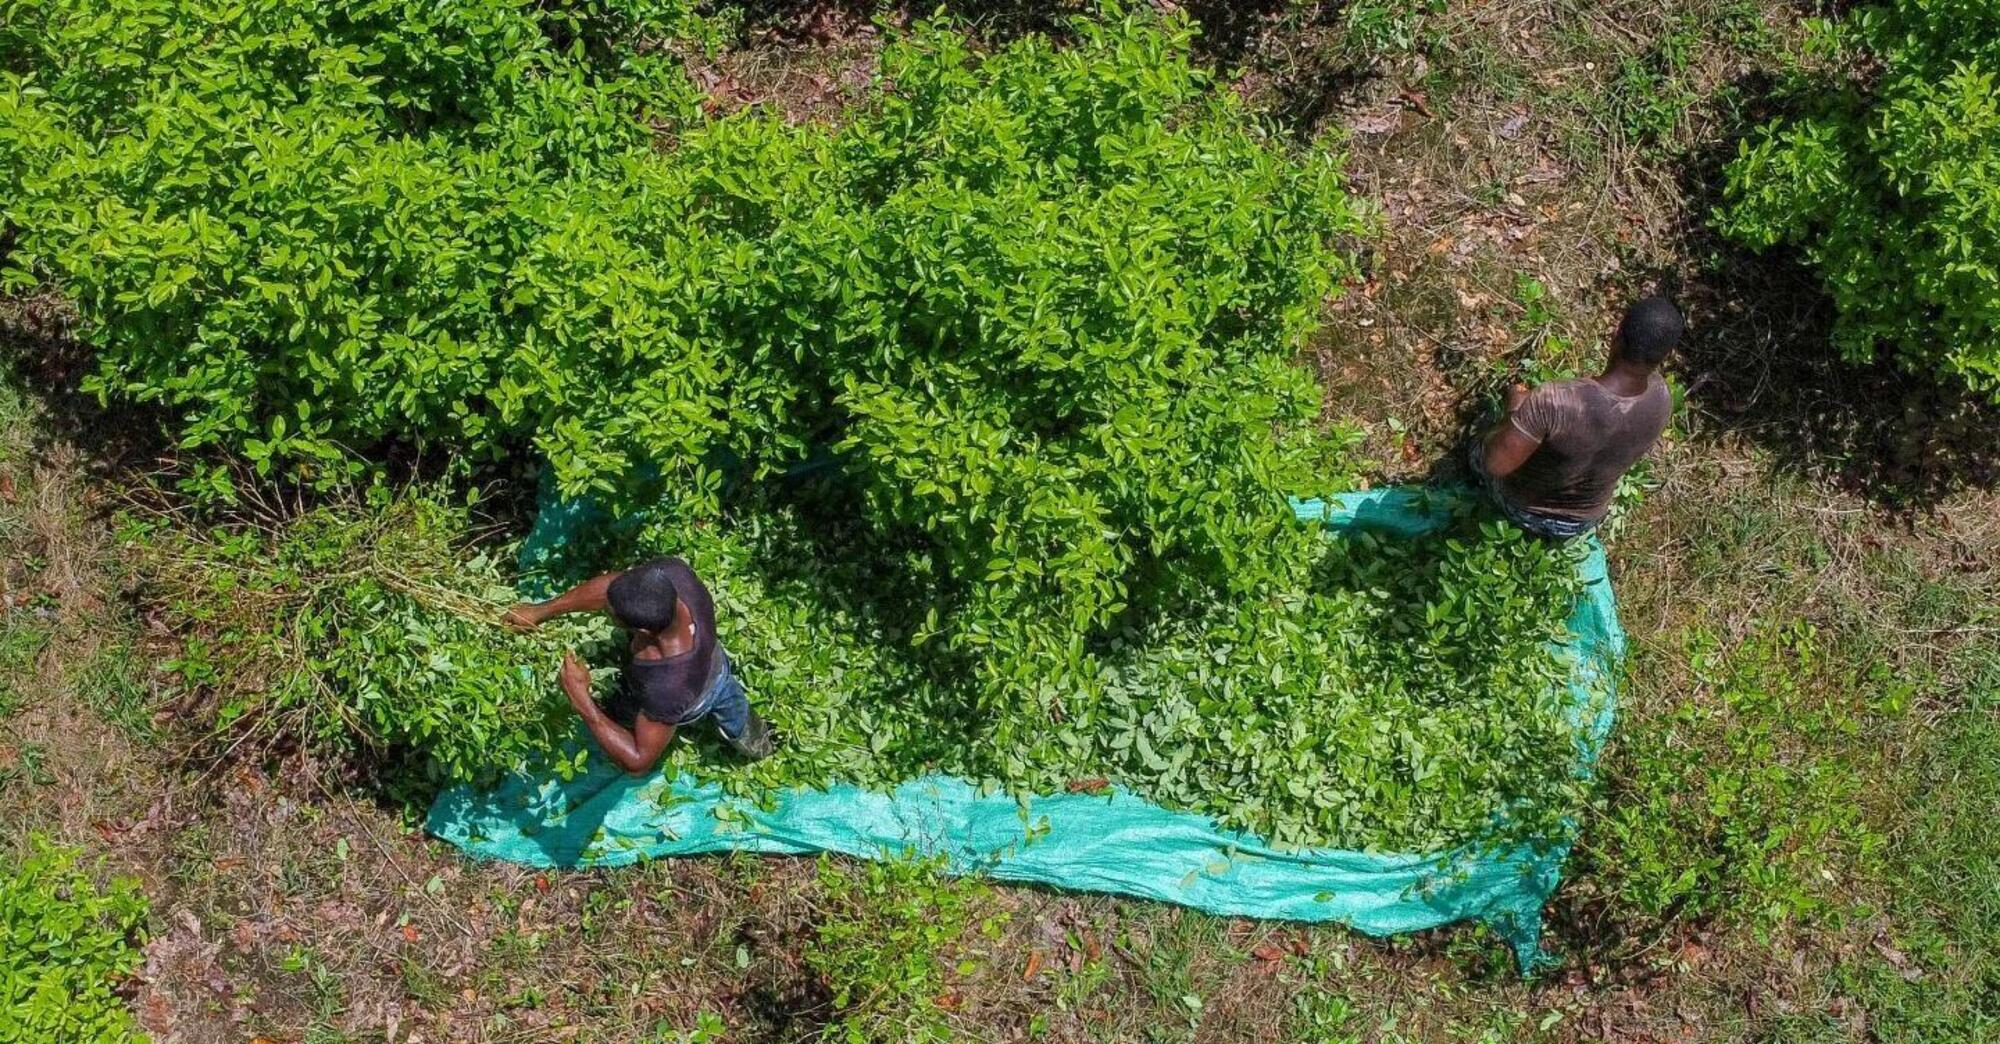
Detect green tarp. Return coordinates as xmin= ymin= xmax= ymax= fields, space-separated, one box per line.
xmin=427 ymin=487 xmax=1623 ymax=970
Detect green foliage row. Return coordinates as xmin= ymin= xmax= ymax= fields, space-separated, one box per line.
xmin=13 ymin=0 xmax=1592 ymax=852
xmin=1 ymin=0 xmax=1368 ymax=705
xmin=1718 ymin=0 xmax=2000 ymax=398
xmin=0 ymin=0 xmax=708 ymax=484
xmin=0 ymin=838 xmax=150 ymax=1044
xmin=702 ymin=497 xmax=1585 ymax=852
xmin=129 ymin=493 xmax=610 ymax=788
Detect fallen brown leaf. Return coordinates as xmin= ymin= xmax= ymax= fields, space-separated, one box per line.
xmin=1023 ymin=951 xmax=1044 ymax=981
xmin=1349 ymin=108 xmax=1402 ymax=135
xmin=1872 ymin=938 xmax=1924 ymax=982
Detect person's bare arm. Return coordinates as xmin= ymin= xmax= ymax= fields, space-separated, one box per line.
xmin=504 ymin=571 xmax=619 ymax=630
xmin=1480 ymin=380 xmax=1536 ymax=478
xmin=1482 ymin=423 xmax=1541 ymax=479
xmin=1481 ymin=383 xmax=1542 ymax=479
xmin=558 ymin=653 xmax=674 ymax=774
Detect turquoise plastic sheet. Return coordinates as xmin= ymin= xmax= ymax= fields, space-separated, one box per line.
xmin=427 ymin=487 xmax=1624 ymax=970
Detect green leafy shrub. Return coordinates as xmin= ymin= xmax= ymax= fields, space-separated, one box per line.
xmin=136 ymin=486 xmax=1587 ymax=851
xmin=16 ymin=0 xmax=1594 ymax=851
xmin=2 ymin=1 xmax=1366 ymax=703
xmin=0 ymin=838 xmax=150 ymax=1044
xmin=807 ymin=852 xmax=1005 ymax=1043
xmin=1717 ymin=0 xmax=2000 ymax=398
xmin=129 ymin=492 xmax=611 ymax=786
xmin=0 ymin=0 xmax=711 ymax=482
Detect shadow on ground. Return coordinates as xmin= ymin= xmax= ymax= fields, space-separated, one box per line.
xmin=1674 ymin=248 xmax=1998 ymax=509
xmin=721 ymin=0 xmax=1355 ymax=67
xmin=0 ymin=293 xmax=171 ymax=478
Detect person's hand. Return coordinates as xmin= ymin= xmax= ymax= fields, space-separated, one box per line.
xmin=502 ymin=604 xmax=541 ymax=632
xmin=1503 ymin=382 xmax=1529 ymax=412
xmin=559 ymin=652 xmax=594 ymax=714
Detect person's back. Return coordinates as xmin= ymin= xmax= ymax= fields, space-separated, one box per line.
xmin=503 ymin=556 xmax=774 ymax=774
xmin=1476 ymin=295 xmax=1682 ymax=539
xmin=1496 ymin=374 xmax=1670 ymax=523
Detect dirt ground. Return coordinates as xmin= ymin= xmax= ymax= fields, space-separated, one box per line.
xmin=2 ymin=1 xmax=1996 ymax=1042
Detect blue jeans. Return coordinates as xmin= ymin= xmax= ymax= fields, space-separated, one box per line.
xmin=1467 ymin=441 xmax=1598 ymax=541
xmin=676 ymin=650 xmax=752 ymax=741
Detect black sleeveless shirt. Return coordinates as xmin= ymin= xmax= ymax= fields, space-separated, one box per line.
xmin=622 ymin=557 xmax=720 ymax=724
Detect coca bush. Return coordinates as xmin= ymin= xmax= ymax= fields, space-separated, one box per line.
xmin=4 ymin=3 xmax=1366 ymax=706
xmin=10 ymin=2 xmax=1594 ymax=851
xmin=1718 ymin=0 xmax=2000 ymax=398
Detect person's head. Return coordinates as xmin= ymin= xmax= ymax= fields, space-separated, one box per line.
xmin=607 ymin=559 xmax=679 ymax=632
xmin=1612 ymin=296 xmax=1684 ymax=369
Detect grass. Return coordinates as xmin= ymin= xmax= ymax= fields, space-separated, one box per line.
xmin=0 ymin=613 xmax=49 ymax=719
xmin=0 ymin=0 xmax=1996 ymax=1040
xmin=1840 ymin=706 xmax=1998 ymax=1040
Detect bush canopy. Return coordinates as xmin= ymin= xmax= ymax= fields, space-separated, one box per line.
xmin=1718 ymin=0 xmax=2000 ymax=398
xmin=7 ymin=0 xmax=1595 ymax=852
xmin=2 ymin=0 xmax=1367 ymax=701
xmin=0 ymin=839 xmax=150 ymax=1044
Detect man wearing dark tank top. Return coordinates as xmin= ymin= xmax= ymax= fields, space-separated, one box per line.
xmin=1473 ymin=296 xmax=1681 ymax=539
xmin=504 ymin=557 xmax=774 ymax=773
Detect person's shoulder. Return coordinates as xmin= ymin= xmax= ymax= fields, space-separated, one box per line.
xmin=631 ymin=555 xmax=697 ymax=582
xmin=1525 ymin=377 xmax=1591 ymax=411
xmin=1519 ymin=375 xmax=1585 ymax=395
xmin=658 ymin=555 xmax=711 ymax=594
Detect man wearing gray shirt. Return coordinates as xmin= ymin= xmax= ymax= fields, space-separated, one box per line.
xmin=1474 ymin=296 xmax=1681 ymax=539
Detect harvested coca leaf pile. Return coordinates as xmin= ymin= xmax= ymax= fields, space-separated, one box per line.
xmin=627 ymin=500 xmax=1591 ymax=853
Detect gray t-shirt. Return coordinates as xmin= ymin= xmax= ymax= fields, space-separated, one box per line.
xmin=1499 ymin=376 xmax=1670 ymax=522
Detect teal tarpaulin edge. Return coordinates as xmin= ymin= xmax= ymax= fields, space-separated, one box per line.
xmin=426 ymin=487 xmax=1624 ymax=972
